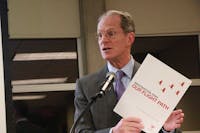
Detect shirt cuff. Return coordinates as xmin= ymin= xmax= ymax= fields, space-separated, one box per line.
xmin=162 ymin=127 xmax=175 ymax=133
xmin=109 ymin=128 xmax=113 ymax=133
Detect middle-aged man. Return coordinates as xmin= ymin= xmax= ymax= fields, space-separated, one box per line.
xmin=73 ymin=10 xmax=184 ymax=133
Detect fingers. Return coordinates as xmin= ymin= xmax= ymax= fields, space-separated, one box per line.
xmin=172 ymin=109 xmax=184 ymax=118
xmin=172 ymin=109 xmax=182 ymax=115
xmin=172 ymin=109 xmax=184 ymax=128
xmin=176 ymin=116 xmax=184 ymax=124
xmin=122 ymin=117 xmax=144 ymax=130
xmin=173 ymin=109 xmax=184 ymax=122
xmin=163 ymin=109 xmax=185 ymax=131
xmin=113 ymin=117 xmax=144 ymax=133
xmin=175 ymin=123 xmax=181 ymax=128
xmin=125 ymin=117 xmax=142 ymax=123
xmin=177 ymin=113 xmax=184 ymax=120
xmin=174 ymin=118 xmax=183 ymax=129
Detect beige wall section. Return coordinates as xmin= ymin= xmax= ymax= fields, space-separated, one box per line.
xmin=80 ymin=0 xmax=106 ymax=74
xmin=8 ymin=0 xmax=80 ymax=38
xmin=106 ymin=0 xmax=200 ymax=35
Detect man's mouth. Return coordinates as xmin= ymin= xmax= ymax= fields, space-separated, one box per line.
xmin=102 ymin=47 xmax=111 ymax=51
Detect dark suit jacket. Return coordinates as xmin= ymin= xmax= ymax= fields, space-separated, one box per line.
xmin=74 ymin=61 xmax=140 ymax=133
xmin=74 ymin=61 xmax=181 ymax=133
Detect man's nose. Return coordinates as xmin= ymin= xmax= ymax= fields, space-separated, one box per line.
xmin=100 ymin=34 xmax=110 ymax=42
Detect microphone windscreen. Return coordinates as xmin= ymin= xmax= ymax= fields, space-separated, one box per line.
xmin=106 ymin=72 xmax=116 ymax=80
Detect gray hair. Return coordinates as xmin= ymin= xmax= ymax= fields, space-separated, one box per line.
xmin=98 ymin=10 xmax=135 ymax=33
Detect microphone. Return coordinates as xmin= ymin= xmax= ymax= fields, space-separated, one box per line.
xmin=70 ymin=72 xmax=116 ymax=133
xmin=100 ymin=72 xmax=116 ymax=93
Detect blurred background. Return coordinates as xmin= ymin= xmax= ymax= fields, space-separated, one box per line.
xmin=0 ymin=0 xmax=200 ymax=132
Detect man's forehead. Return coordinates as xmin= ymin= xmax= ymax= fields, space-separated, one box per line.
xmin=97 ymin=15 xmax=121 ymax=31
xmin=99 ymin=14 xmax=121 ymax=24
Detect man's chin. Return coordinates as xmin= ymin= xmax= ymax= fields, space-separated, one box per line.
xmin=101 ymin=54 xmax=115 ymax=61
xmin=102 ymin=56 xmax=111 ymax=61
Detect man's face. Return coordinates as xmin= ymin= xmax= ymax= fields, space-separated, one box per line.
xmin=97 ymin=15 xmax=134 ymax=63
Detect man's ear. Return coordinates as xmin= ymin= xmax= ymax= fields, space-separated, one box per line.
xmin=128 ymin=32 xmax=135 ymax=45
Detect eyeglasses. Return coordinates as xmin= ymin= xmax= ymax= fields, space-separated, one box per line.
xmin=96 ymin=30 xmax=119 ymax=40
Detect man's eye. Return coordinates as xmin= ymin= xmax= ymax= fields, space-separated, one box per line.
xmin=107 ymin=31 xmax=115 ymax=37
xmin=97 ymin=33 xmax=102 ymax=38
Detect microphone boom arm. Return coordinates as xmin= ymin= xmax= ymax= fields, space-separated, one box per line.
xmin=70 ymin=91 xmax=106 ymax=133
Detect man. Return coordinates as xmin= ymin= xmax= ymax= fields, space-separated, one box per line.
xmin=73 ymin=10 xmax=184 ymax=133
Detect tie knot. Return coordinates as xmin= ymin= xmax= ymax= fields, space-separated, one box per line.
xmin=116 ymin=70 xmax=125 ymax=80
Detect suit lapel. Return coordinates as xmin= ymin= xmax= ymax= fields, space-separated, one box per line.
xmin=132 ymin=60 xmax=140 ymax=78
xmin=96 ymin=66 xmax=108 ymax=91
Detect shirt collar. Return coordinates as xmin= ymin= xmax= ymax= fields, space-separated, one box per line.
xmin=107 ymin=56 xmax=134 ymax=79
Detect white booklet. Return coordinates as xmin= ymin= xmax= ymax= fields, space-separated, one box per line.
xmin=114 ymin=54 xmax=192 ymax=133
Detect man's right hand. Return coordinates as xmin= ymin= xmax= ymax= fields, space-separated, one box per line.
xmin=112 ymin=117 xmax=144 ymax=133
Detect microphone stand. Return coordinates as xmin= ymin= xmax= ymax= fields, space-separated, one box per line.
xmin=70 ymin=90 xmax=105 ymax=133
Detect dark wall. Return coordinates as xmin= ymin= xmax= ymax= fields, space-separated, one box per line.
xmin=132 ymin=35 xmax=200 ymax=78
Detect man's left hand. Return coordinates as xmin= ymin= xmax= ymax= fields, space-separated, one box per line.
xmin=163 ymin=109 xmax=184 ymax=131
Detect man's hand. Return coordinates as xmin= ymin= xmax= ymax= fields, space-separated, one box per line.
xmin=112 ymin=117 xmax=144 ymax=133
xmin=163 ymin=109 xmax=184 ymax=131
